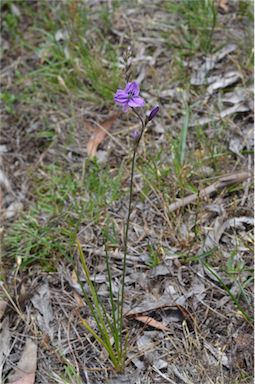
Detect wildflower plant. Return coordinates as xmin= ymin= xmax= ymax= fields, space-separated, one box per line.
xmin=78 ymin=60 xmax=159 ymax=371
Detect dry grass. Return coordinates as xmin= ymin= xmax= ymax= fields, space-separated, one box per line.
xmin=1 ymin=1 xmax=253 ymax=383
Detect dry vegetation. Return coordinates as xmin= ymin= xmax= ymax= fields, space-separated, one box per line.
xmin=0 ymin=1 xmax=254 ymax=383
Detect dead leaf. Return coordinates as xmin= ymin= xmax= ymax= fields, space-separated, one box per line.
xmin=204 ymin=340 xmax=230 ymax=368
xmin=0 ymin=317 xmax=11 ymax=379
xmin=191 ymin=44 xmax=237 ymax=86
xmin=221 ymin=87 xmax=252 ymax=106
xmin=107 ymin=372 xmax=140 ymax=384
xmin=71 ymin=273 xmax=84 ymax=307
xmin=125 ymin=297 xmax=176 ymax=317
xmin=55 ymin=29 xmax=69 ymax=42
xmin=87 ymin=113 xmax=119 ymax=157
xmin=217 ymin=0 xmax=229 ymax=12
xmin=31 ymin=282 xmax=54 ymax=341
xmin=8 ymin=339 xmax=37 ymax=384
xmin=148 ymin=264 xmax=171 ymax=278
xmin=203 ymin=216 xmax=254 ymax=251
xmin=0 ymin=169 xmax=12 ymax=192
xmin=229 ymin=137 xmax=244 ymax=157
xmin=190 ymin=103 xmax=249 ymax=126
xmin=3 ymin=201 xmax=23 ymax=220
xmin=0 ymin=300 xmax=7 ymax=320
xmin=73 ymin=291 xmax=84 ymax=307
xmin=207 ymin=71 xmax=241 ymax=95
xmin=169 ymin=365 xmax=193 ymax=384
xmin=135 ymin=315 xmax=169 ymax=332
xmin=137 ymin=332 xmax=156 ymax=352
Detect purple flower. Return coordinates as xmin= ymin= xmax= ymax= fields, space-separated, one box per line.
xmin=114 ymin=82 xmax=145 ymax=112
xmin=147 ymin=106 xmax=159 ymax=122
xmin=130 ymin=129 xmax=140 ymax=141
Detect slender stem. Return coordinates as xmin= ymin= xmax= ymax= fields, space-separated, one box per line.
xmin=104 ymin=242 xmax=120 ymax=351
xmin=119 ymin=109 xmax=147 ymax=351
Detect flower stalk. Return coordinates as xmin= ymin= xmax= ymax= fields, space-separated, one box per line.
xmin=119 ymin=108 xmax=147 ymax=348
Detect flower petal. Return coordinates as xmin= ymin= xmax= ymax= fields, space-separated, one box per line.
xmin=115 ymin=89 xmax=126 ymax=96
xmin=114 ymin=90 xmax=128 ymax=105
xmin=128 ymin=96 xmax=145 ymax=108
xmin=114 ymin=89 xmax=128 ymax=98
xmin=125 ymin=82 xmax=139 ymax=96
xmin=122 ymin=103 xmax=129 ymax=112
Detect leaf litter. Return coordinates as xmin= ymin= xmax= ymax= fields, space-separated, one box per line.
xmin=86 ymin=113 xmax=120 ymax=158
xmin=8 ymin=339 xmax=37 ymax=384
xmin=31 ymin=281 xmax=54 ymax=341
xmin=1 ymin=1 xmax=254 ymax=383
xmin=0 ymin=317 xmax=11 ymax=381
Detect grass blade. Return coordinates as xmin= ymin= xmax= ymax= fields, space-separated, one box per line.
xmin=179 ymin=106 xmax=190 ymax=166
xmin=203 ymin=261 xmax=253 ymax=324
xmin=77 ymin=240 xmax=113 ymax=347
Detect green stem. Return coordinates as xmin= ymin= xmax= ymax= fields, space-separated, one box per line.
xmin=119 ymin=109 xmax=147 ymax=351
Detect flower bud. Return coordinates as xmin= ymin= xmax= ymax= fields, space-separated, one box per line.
xmin=130 ymin=129 xmax=140 ymax=141
xmin=147 ymin=106 xmax=159 ymax=122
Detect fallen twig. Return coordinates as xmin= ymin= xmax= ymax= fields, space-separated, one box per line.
xmin=168 ymin=172 xmax=250 ymax=212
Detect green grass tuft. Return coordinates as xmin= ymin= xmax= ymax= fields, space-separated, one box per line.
xmin=165 ymin=0 xmax=217 ymax=54
xmin=4 ymin=161 xmax=123 ymax=269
